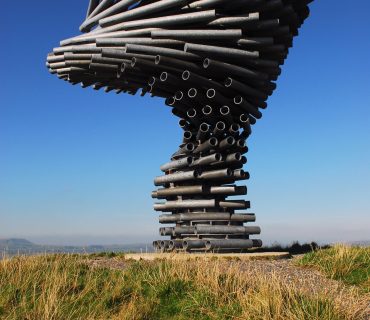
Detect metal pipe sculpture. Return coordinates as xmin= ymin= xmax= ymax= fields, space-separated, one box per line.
xmin=47 ymin=0 xmax=313 ymax=253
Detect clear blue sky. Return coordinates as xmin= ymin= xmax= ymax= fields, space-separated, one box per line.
xmin=1 ymin=1 xmax=369 ymax=245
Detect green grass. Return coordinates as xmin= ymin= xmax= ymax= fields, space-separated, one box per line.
xmin=88 ymin=251 xmax=126 ymax=259
xmin=0 ymin=253 xmax=367 ymax=319
xmin=297 ymin=244 xmax=370 ymax=292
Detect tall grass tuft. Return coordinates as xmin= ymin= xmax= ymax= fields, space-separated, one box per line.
xmin=0 ymin=254 xmax=127 ymax=319
xmin=297 ymin=244 xmax=370 ymax=291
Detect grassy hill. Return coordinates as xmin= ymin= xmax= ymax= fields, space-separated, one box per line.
xmin=0 ymin=245 xmax=368 ymax=319
xmin=0 ymin=238 xmax=35 ymax=248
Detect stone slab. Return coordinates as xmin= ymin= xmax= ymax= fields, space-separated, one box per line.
xmin=124 ymin=252 xmax=291 ymax=261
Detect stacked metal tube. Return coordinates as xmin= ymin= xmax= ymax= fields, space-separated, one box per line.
xmin=46 ymin=0 xmax=313 ymax=252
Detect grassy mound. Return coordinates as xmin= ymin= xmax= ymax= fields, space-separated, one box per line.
xmin=298 ymin=244 xmax=370 ymax=291
xmin=0 ymin=252 xmax=367 ymax=319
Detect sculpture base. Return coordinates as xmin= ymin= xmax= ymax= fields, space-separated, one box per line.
xmin=128 ymin=251 xmax=287 ymax=260
xmin=153 ymin=237 xmax=262 ymax=253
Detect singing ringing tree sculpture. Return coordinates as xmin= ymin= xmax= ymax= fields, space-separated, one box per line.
xmin=46 ymin=0 xmax=313 ymax=252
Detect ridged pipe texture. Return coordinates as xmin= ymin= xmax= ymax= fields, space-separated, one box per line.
xmin=47 ymin=0 xmax=313 ymax=252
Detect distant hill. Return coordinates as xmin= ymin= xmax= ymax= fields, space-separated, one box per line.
xmin=0 ymin=238 xmax=35 ymax=248
xmin=348 ymin=240 xmax=370 ymax=247
xmin=0 ymin=238 xmax=153 ymax=256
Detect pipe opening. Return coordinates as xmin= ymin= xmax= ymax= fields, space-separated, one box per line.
xmin=230 ymin=124 xmax=240 ymax=133
xmin=240 ymin=114 xmax=249 ymax=123
xmin=186 ymin=143 xmax=195 ymax=151
xmin=202 ymin=105 xmax=212 ymax=115
xmin=205 ymin=240 xmax=211 ymax=249
xmin=183 ymin=131 xmax=192 ymax=139
xmin=130 ymin=57 xmax=137 ymax=67
xmin=234 ymin=96 xmax=243 ymax=104
xmin=179 ymin=119 xmax=187 ymax=128
xmin=148 ymin=76 xmax=156 ymax=86
xmin=224 ymin=77 xmax=232 ymax=87
xmin=200 ymin=124 xmax=209 ymax=133
xmin=220 ymin=106 xmax=230 ymax=115
xmin=227 ymin=137 xmax=235 ymax=144
xmin=182 ymin=70 xmax=190 ymax=80
xmin=206 ymin=88 xmax=216 ymax=99
xmin=168 ymin=240 xmax=175 ymax=250
xmin=237 ymin=139 xmax=246 ymax=147
xmin=188 ymin=88 xmax=197 ymax=98
xmin=216 ymin=121 xmax=226 ymax=130
xmin=166 ymin=97 xmax=176 ymax=106
xmin=203 ymin=58 xmax=210 ymax=68
xmin=209 ymin=137 xmax=218 ymax=146
xmin=175 ymin=91 xmax=184 ymax=100
xmin=187 ymin=108 xmax=196 ymax=117
xmin=155 ymin=55 xmax=161 ymax=64
xmin=160 ymin=72 xmax=168 ymax=81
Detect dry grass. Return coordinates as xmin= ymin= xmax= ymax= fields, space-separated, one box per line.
xmin=0 ymin=255 xmax=127 ymax=319
xmin=0 ymin=251 xmax=368 ymax=320
xmin=297 ymin=244 xmax=370 ymax=291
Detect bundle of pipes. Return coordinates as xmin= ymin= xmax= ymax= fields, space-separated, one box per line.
xmin=46 ymin=0 xmax=313 ymax=252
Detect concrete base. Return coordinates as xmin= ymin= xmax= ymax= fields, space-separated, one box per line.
xmin=124 ymin=252 xmax=290 ymax=261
